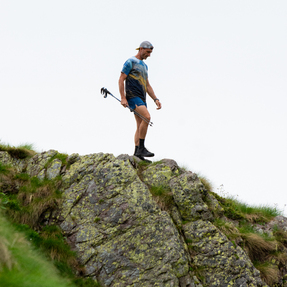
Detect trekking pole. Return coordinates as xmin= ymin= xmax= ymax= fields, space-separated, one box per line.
xmin=100 ymin=87 xmax=153 ymax=127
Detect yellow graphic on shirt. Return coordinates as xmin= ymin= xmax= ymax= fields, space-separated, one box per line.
xmin=129 ymin=73 xmax=147 ymax=93
xmin=122 ymin=56 xmax=148 ymax=100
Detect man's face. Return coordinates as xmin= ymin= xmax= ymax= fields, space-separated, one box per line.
xmin=140 ymin=48 xmax=153 ymax=60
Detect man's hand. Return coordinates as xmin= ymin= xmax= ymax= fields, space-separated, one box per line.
xmin=155 ymin=99 xmax=161 ymax=110
xmin=121 ymin=98 xmax=128 ymax=108
xmin=119 ymin=72 xmax=128 ymax=107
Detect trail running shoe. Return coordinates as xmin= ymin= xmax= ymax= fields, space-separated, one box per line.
xmin=135 ymin=147 xmax=154 ymax=157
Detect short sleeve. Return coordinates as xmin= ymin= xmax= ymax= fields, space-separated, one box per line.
xmin=121 ymin=59 xmax=133 ymax=75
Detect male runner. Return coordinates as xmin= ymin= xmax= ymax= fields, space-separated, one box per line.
xmin=118 ymin=41 xmax=161 ymax=159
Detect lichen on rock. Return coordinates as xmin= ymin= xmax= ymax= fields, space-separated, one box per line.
xmin=58 ymin=155 xmax=192 ymax=286
xmin=170 ymin=172 xmax=213 ymax=222
xmin=2 ymin=150 xmax=283 ymax=286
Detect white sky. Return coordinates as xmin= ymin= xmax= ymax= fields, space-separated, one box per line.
xmin=1 ymin=1 xmax=287 ymax=213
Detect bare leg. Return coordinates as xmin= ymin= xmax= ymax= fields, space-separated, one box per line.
xmin=134 ymin=105 xmax=151 ymax=143
xmin=133 ymin=105 xmax=154 ymax=157
xmin=134 ymin=115 xmax=142 ymax=146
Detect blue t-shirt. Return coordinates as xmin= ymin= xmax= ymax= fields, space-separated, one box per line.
xmin=121 ymin=56 xmax=148 ymax=102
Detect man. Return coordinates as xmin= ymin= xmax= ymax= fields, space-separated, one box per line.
xmin=119 ymin=41 xmax=161 ymax=160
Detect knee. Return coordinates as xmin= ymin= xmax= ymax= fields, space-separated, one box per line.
xmin=142 ymin=114 xmax=151 ymax=126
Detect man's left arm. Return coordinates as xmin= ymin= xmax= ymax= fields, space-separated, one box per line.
xmin=146 ymin=79 xmax=161 ymax=110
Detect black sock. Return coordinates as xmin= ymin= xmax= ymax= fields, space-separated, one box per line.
xmin=134 ymin=146 xmax=138 ymax=155
xmin=139 ymin=139 xmax=145 ymax=148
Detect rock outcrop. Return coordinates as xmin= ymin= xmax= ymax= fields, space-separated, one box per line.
xmin=0 ymin=150 xmax=278 ymax=286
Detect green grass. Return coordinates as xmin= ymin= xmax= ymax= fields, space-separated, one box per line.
xmin=15 ymin=224 xmax=76 ymax=263
xmin=0 ymin=144 xmax=101 ymax=286
xmin=211 ymin=191 xmax=282 ymax=223
xmin=13 ymin=223 xmax=101 ymax=286
xmin=0 ymin=173 xmax=63 ymax=227
xmin=0 ymin=163 xmax=101 ymax=287
xmin=149 ymin=184 xmax=174 ymax=211
xmin=235 ymin=201 xmax=281 ymax=221
xmin=198 ymin=175 xmax=213 ymax=193
xmin=45 ymin=152 xmax=69 ymax=169
xmin=16 ymin=143 xmax=35 ymax=150
xmin=0 ymin=162 xmax=11 ymax=175
xmin=94 ymin=217 xmax=100 ymax=223
xmin=0 ymin=212 xmax=75 ymax=287
xmin=273 ymin=225 xmax=287 ymax=247
xmin=150 ymin=185 xmax=169 ymax=197
xmin=213 ymin=218 xmax=240 ymax=240
xmin=253 ymin=261 xmax=279 ymax=286
xmin=137 ymin=160 xmax=152 ymax=167
xmin=0 ymin=142 xmax=36 ymax=159
xmin=14 ymin=172 xmax=30 ymax=181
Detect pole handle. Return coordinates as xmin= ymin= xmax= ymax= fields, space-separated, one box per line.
xmin=100 ymin=87 xmax=153 ymax=126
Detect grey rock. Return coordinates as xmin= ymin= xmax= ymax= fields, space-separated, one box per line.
xmin=1 ymin=151 xmax=274 ymax=286
xmin=46 ymin=158 xmax=62 ymax=179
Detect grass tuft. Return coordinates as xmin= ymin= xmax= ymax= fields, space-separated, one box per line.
xmin=254 ymin=261 xmax=279 ymax=286
xmin=0 ymin=163 xmax=102 ymax=287
xmin=211 ymin=191 xmax=282 ymax=223
xmin=45 ymin=153 xmax=69 ymax=169
xmin=0 ymin=162 xmax=11 ymax=175
xmin=0 ymin=212 xmax=75 ymax=287
xmin=0 ymin=142 xmax=36 ymax=159
xmin=149 ymin=184 xmax=174 ymax=211
xmin=1 ymin=169 xmax=63 ymax=228
xmin=94 ymin=217 xmax=100 ymax=223
xmin=0 ymin=236 xmax=15 ymax=271
xmin=240 ymin=232 xmax=277 ymax=261
xmin=273 ymin=226 xmax=287 ymax=247
xmin=198 ymin=175 xmax=213 ymax=193
xmin=213 ymin=218 xmax=240 ymax=240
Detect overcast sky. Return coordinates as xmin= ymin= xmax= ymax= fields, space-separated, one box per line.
xmin=1 ymin=1 xmax=286 ymax=213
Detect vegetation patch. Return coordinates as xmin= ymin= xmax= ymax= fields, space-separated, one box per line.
xmin=273 ymin=225 xmax=287 ymax=247
xmin=198 ymin=175 xmax=213 ymax=193
xmin=45 ymin=152 xmax=69 ymax=169
xmin=0 ymin=142 xmax=36 ymax=159
xmin=0 ymin=161 xmax=101 ymax=286
xmin=239 ymin=231 xmax=277 ymax=262
xmin=254 ymin=261 xmax=279 ymax=286
xmin=210 ymin=187 xmax=286 ymax=285
xmin=94 ymin=217 xmax=100 ymax=223
xmin=0 ymin=212 xmax=75 ymax=287
xmin=0 ymin=162 xmax=11 ymax=175
xmin=213 ymin=218 xmax=241 ymax=241
xmin=210 ymin=191 xmax=282 ymax=223
xmin=1 ymin=174 xmax=62 ymax=227
xmin=149 ymin=184 xmax=174 ymax=211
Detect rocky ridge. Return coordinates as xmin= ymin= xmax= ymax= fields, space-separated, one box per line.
xmin=1 ymin=149 xmax=286 ymax=286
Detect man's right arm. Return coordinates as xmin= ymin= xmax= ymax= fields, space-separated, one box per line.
xmin=119 ymin=72 xmax=128 ymax=107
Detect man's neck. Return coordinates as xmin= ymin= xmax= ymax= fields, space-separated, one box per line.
xmin=135 ymin=53 xmax=143 ymax=61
